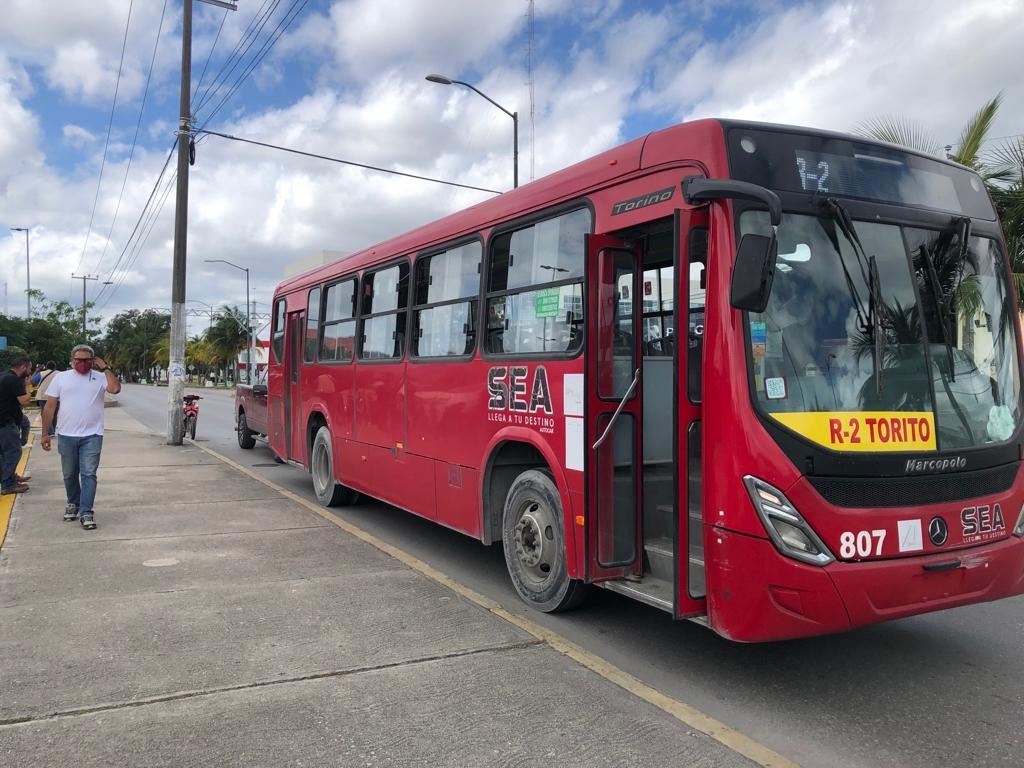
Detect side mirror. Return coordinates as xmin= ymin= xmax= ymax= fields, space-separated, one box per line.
xmin=730 ymin=233 xmax=778 ymax=313
xmin=252 ymin=384 xmax=268 ymax=396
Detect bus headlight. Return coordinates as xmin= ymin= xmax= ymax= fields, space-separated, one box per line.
xmin=1013 ymin=502 xmax=1024 ymax=537
xmin=743 ymin=476 xmax=834 ymax=566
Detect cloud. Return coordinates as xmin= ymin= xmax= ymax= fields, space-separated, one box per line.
xmin=651 ymin=0 xmax=1024 ymax=150
xmin=2 ymin=0 xmax=1023 ymax=328
xmin=0 ymin=54 xmax=43 ymax=195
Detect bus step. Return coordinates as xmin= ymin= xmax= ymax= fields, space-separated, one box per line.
xmin=658 ymin=504 xmax=703 ymax=523
xmin=644 ymin=537 xmax=674 ymax=581
xmin=601 ymin=576 xmax=673 ymax=613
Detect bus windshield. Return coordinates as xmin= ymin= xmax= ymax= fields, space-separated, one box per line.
xmin=741 ymin=210 xmax=1021 ymax=451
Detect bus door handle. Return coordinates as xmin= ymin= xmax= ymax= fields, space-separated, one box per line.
xmin=592 ymin=368 xmax=640 ymax=450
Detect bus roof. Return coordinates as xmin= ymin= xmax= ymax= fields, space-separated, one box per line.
xmin=276 ymin=118 xmax=730 ymax=294
xmin=275 ymin=117 xmax=971 ymax=294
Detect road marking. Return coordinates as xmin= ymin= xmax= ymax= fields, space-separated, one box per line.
xmin=0 ymin=435 xmax=33 ymax=549
xmin=194 ymin=441 xmax=799 ymax=768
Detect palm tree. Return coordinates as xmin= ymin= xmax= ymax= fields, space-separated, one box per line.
xmin=206 ymin=306 xmax=250 ymax=383
xmin=854 ymin=93 xmax=1024 ymax=306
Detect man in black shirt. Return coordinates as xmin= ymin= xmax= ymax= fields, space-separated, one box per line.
xmin=1 ymin=355 xmax=32 ymax=495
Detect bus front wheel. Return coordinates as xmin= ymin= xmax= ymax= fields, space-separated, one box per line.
xmin=502 ymin=469 xmax=588 ymax=613
xmin=310 ymin=426 xmax=359 ymax=507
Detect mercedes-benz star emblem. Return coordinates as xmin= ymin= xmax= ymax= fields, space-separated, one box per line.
xmin=928 ymin=516 xmax=949 ymax=546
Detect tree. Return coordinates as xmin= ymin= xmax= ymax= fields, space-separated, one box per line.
xmin=205 ymin=305 xmax=251 ymax=382
xmin=0 ymin=289 xmax=100 ymax=366
xmin=103 ymin=309 xmax=171 ymax=381
xmin=854 ymin=93 xmax=1024 ymax=306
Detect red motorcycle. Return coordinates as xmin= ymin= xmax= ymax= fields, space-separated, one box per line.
xmin=182 ymin=394 xmax=202 ymax=440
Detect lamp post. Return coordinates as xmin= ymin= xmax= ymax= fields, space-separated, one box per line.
xmin=204 ymin=259 xmax=255 ymax=384
xmin=426 ymin=74 xmax=518 ymax=189
xmin=10 ymin=227 xmax=30 ymax=318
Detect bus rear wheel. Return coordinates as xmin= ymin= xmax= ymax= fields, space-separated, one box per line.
xmin=502 ymin=469 xmax=588 ymax=613
xmin=310 ymin=426 xmax=359 ymax=507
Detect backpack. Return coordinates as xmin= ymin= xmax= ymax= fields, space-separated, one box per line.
xmin=36 ymin=370 xmax=57 ymax=399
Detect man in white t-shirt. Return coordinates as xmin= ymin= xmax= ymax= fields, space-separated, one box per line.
xmin=40 ymin=344 xmax=121 ymax=530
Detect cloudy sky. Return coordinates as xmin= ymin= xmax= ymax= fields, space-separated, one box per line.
xmin=2 ymin=0 xmax=1022 ymax=338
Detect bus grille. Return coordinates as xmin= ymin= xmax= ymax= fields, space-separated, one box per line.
xmin=808 ymin=463 xmax=1019 ymax=508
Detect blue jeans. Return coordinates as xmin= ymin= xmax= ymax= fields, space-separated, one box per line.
xmin=58 ymin=434 xmax=104 ymax=515
xmin=0 ymin=422 xmax=22 ymax=492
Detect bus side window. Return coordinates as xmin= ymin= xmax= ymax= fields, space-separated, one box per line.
xmin=412 ymin=241 xmax=481 ymax=358
xmin=485 ymin=208 xmax=590 ymax=356
xmin=304 ymin=287 xmax=321 ymax=363
xmin=688 ymin=228 xmax=708 ymax=403
xmin=271 ymin=298 xmax=286 ymax=363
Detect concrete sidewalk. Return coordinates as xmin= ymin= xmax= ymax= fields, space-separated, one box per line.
xmin=0 ymin=409 xmax=762 ymax=767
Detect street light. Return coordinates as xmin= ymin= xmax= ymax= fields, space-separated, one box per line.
xmin=10 ymin=227 xmax=30 ymax=318
xmin=426 ymin=73 xmax=518 ymax=189
xmin=203 ymin=259 xmax=255 ymax=384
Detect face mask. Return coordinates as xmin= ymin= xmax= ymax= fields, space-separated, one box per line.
xmin=73 ymin=360 xmax=92 ymax=374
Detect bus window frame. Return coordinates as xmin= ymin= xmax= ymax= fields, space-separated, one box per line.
xmin=271 ymin=297 xmax=286 ymax=364
xmin=317 ymin=275 xmax=358 ymax=366
xmin=481 ymin=200 xmax=594 ymax=362
xmin=410 ymin=236 xmax=484 ymax=363
xmin=357 ymin=257 xmax=412 ymax=364
xmin=304 ymin=286 xmax=321 ymax=364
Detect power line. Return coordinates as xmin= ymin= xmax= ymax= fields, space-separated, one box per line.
xmin=196 ymin=0 xmax=307 ymax=131
xmin=195 ymin=129 xmax=504 ymax=194
xmin=93 ymin=0 xmax=171 ymax=278
xmin=76 ymin=0 xmax=136 ymax=275
xmin=190 ymin=4 xmax=230 ymax=106
xmin=94 ymin=140 xmax=178 ymax=308
xmin=192 ymin=0 xmax=280 ymax=117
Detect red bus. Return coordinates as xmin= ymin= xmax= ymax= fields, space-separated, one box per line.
xmin=266 ymin=119 xmax=1024 ymax=641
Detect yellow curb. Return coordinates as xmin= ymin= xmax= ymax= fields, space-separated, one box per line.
xmin=0 ymin=440 xmax=33 ymax=550
xmin=190 ymin=440 xmax=798 ymax=768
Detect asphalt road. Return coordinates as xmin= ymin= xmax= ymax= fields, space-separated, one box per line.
xmin=118 ymin=383 xmax=1024 ymax=768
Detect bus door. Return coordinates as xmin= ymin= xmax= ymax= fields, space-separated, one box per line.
xmin=283 ymin=309 xmax=305 ymax=462
xmin=586 ymin=235 xmax=643 ymax=582
xmin=676 ymin=208 xmax=708 ymax=618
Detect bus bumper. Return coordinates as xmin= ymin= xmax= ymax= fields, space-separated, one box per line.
xmin=706 ymin=528 xmax=1024 ymax=642
xmin=827 ymin=535 xmax=1024 ymax=627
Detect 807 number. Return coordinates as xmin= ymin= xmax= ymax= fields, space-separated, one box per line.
xmin=839 ymin=529 xmax=886 ymax=559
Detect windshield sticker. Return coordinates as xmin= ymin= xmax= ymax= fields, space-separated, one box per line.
xmin=770 ymin=411 xmax=937 ymax=452
xmin=750 ymin=321 xmax=766 ymax=358
xmin=765 ymin=377 xmax=787 ymax=399
xmin=896 ymin=520 xmax=924 ymax=552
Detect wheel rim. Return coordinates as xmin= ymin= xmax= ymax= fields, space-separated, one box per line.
xmin=311 ymin=438 xmax=330 ymax=495
xmin=511 ymin=496 xmax=558 ymax=588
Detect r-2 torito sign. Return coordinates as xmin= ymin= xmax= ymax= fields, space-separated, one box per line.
xmin=487 ymin=366 xmax=556 ymax=432
xmin=770 ymin=411 xmax=937 ymax=452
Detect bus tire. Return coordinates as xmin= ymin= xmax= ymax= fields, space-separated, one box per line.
xmin=502 ymin=469 xmax=588 ymax=613
xmin=237 ymin=412 xmax=256 ymax=449
xmin=310 ymin=426 xmax=359 ymax=507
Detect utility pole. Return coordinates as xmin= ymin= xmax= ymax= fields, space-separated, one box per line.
xmin=71 ymin=274 xmax=99 ymax=337
xmin=168 ymin=0 xmax=236 ymax=445
xmin=167 ymin=0 xmax=193 ymax=444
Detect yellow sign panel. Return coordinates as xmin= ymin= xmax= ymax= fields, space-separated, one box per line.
xmin=770 ymin=411 xmax=936 ymax=452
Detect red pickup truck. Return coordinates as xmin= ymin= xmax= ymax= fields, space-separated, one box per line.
xmin=234 ymin=381 xmax=268 ymax=449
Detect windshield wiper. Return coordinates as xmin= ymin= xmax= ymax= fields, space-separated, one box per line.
xmin=919 ymin=217 xmax=972 ymax=382
xmin=817 ymin=199 xmax=870 ymax=333
xmin=818 ymin=198 xmax=889 ymax=393
xmin=918 ymin=241 xmax=957 ymax=382
xmin=868 ymin=255 xmax=887 ymax=396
